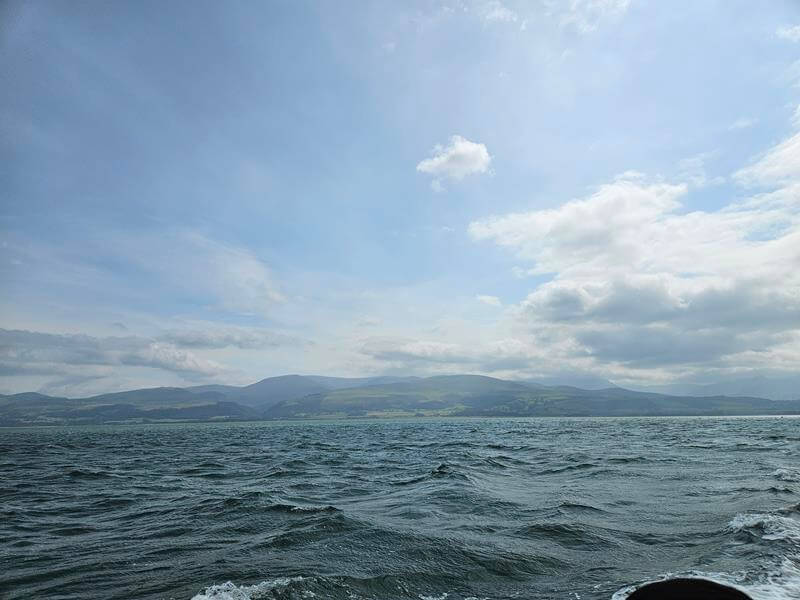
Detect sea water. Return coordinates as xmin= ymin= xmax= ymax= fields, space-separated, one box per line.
xmin=1 ymin=417 xmax=799 ymax=599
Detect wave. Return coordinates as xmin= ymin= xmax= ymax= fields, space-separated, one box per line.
xmin=728 ymin=512 xmax=800 ymax=542
xmin=538 ymin=462 xmax=598 ymax=475
xmin=557 ymin=501 xmax=605 ymax=514
xmin=263 ymin=467 xmax=291 ymax=478
xmin=481 ymin=454 xmax=529 ymax=468
xmin=264 ymin=503 xmax=340 ymax=514
xmin=393 ymin=463 xmax=472 ymax=486
xmin=616 ymin=508 xmax=800 ymax=600
xmin=612 ymin=561 xmax=800 ymax=600
xmin=191 ymin=576 xmax=453 ymax=600
xmin=773 ymin=468 xmax=800 ymax=483
xmin=732 ymin=442 xmax=774 ymax=452
xmin=89 ymin=497 xmax=135 ymax=509
xmin=66 ymin=468 xmax=114 ymax=479
xmin=191 ymin=577 xmax=305 ymax=600
xmin=515 ymin=522 xmax=617 ymax=548
xmin=482 ymin=456 xmax=509 ymax=469
xmin=606 ymin=456 xmax=650 ymax=464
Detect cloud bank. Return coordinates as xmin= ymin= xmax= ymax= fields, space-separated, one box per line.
xmin=0 ymin=329 xmax=227 ymax=379
xmin=466 ymin=166 xmax=800 ymax=380
xmin=160 ymin=326 xmax=304 ymax=350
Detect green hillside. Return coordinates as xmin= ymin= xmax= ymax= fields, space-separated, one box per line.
xmin=265 ymin=377 xmax=800 ymax=419
xmin=2 ymin=374 xmax=799 ymax=426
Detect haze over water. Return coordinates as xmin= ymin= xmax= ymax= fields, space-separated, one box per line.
xmin=2 ymin=417 xmax=799 ymax=600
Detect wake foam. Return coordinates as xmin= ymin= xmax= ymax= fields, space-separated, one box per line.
xmin=611 ymin=561 xmax=800 ymax=600
xmin=613 ymin=508 xmax=800 ymax=600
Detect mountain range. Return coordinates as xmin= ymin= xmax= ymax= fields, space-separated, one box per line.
xmin=628 ymin=374 xmax=800 ymax=401
xmin=1 ymin=374 xmax=798 ymax=426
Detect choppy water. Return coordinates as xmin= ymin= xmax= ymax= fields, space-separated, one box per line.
xmin=1 ymin=417 xmax=799 ymax=600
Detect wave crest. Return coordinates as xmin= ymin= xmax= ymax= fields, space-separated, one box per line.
xmin=191 ymin=577 xmax=305 ymax=600
xmin=728 ymin=513 xmax=800 ymax=542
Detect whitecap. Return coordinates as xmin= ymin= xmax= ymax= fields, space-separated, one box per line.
xmin=728 ymin=512 xmax=800 ymax=542
xmin=191 ymin=577 xmax=304 ymax=600
xmin=772 ymin=468 xmax=800 ymax=483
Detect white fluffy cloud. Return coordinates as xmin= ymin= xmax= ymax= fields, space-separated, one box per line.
xmin=469 ymin=175 xmax=689 ymax=276
xmin=417 ymin=135 xmax=491 ymax=190
xmin=468 ymin=169 xmax=800 ymax=379
xmin=777 ymin=25 xmax=800 ymax=42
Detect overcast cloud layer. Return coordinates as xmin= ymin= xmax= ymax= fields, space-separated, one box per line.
xmin=2 ymin=1 xmax=799 ymax=395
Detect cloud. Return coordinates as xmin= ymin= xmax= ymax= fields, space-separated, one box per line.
xmin=468 ymin=168 xmax=800 ymax=377
xmin=160 ymin=326 xmax=305 ymax=349
xmin=0 ymin=328 xmax=227 ymax=378
xmin=2 ymin=230 xmax=285 ymax=321
xmin=777 ymin=25 xmax=800 ymax=42
xmin=417 ymin=135 xmax=491 ymax=189
xmin=476 ymin=294 xmax=502 ymax=307
xmin=677 ymin=152 xmax=725 ymax=188
xmin=734 ymin=131 xmax=800 ymax=187
xmin=729 ymin=117 xmax=758 ymax=131
xmin=362 ymin=337 xmax=475 ymax=366
xmin=0 ymin=323 xmax=314 ymax=395
xmin=558 ymin=0 xmax=632 ymax=34
xmin=153 ymin=232 xmax=284 ymax=317
xmin=481 ymin=1 xmax=518 ymax=23
xmin=359 ymin=336 xmax=561 ymax=375
xmin=469 ymin=175 xmax=688 ymax=274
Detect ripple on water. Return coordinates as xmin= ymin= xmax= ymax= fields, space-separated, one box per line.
xmin=2 ymin=417 xmax=799 ymax=600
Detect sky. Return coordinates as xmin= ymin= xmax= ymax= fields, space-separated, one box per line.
xmin=1 ymin=0 xmax=800 ymax=396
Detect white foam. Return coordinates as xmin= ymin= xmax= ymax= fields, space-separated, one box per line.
xmin=773 ymin=468 xmax=800 ymax=483
xmin=191 ymin=577 xmax=304 ymax=600
xmin=728 ymin=513 xmax=800 ymax=542
xmin=614 ymin=508 xmax=800 ymax=600
xmin=611 ymin=561 xmax=800 ymax=600
xmin=738 ymin=560 xmax=800 ymax=600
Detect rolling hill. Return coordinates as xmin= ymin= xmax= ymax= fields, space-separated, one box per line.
xmin=264 ymin=375 xmax=800 ymax=419
xmin=2 ymin=374 xmax=799 ymax=426
xmin=630 ymin=375 xmax=800 ymax=401
xmin=185 ymin=374 xmax=422 ymax=409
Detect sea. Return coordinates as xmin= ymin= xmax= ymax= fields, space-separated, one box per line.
xmin=1 ymin=417 xmax=799 ymax=600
